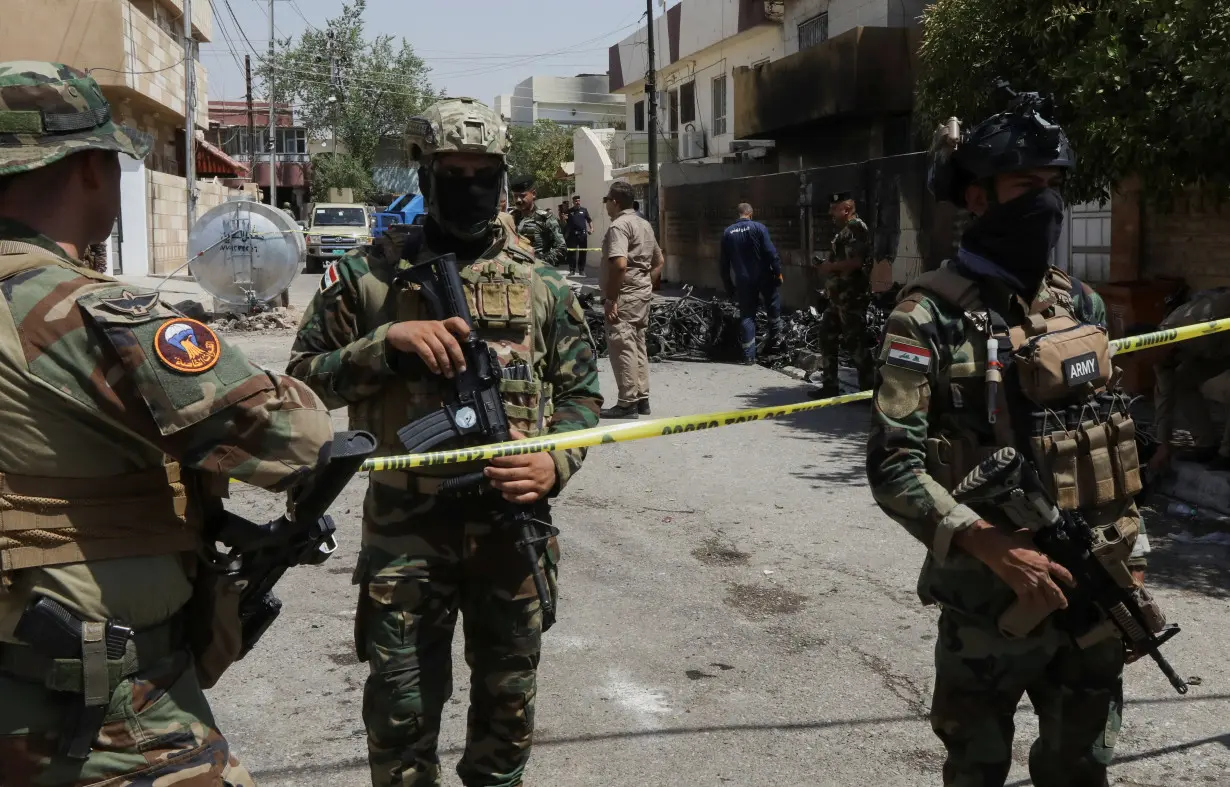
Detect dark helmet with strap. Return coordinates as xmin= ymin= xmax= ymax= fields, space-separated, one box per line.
xmin=929 ymin=80 xmax=1075 ymax=207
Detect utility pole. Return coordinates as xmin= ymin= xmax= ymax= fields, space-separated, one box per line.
xmin=267 ymin=0 xmax=278 ymax=210
xmin=183 ymin=0 xmax=197 ymax=230
xmin=328 ymin=30 xmax=339 ymax=155
xmin=645 ymin=0 xmax=659 ymax=233
xmin=245 ymin=55 xmax=255 ymax=176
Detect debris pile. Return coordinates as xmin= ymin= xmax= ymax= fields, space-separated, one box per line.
xmin=578 ymin=285 xmax=900 ymax=369
xmin=213 ymin=307 xmax=301 ymax=333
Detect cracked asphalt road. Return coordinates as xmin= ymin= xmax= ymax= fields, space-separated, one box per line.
xmin=211 ymin=320 xmax=1230 ymax=787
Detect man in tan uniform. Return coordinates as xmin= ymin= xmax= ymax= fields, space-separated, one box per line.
xmin=599 ymin=180 xmax=663 ymax=419
xmin=0 ymin=61 xmax=335 ymax=785
xmin=1147 ymin=287 xmax=1230 ymax=474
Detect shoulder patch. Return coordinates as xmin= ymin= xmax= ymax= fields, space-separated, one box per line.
xmin=881 ymin=334 xmax=931 ymax=373
xmin=320 ymin=261 xmax=342 ymax=293
xmin=153 ymin=318 xmax=222 ymax=374
xmin=98 ymin=289 xmax=161 ymax=317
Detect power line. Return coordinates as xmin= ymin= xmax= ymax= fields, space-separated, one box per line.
xmin=222 ymin=0 xmax=260 ymax=56
xmin=87 ymin=58 xmax=187 ymax=77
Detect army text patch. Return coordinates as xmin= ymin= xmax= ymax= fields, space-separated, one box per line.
xmin=883 ymin=335 xmax=931 ymax=374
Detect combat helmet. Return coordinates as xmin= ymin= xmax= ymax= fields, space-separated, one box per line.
xmin=405 ymin=97 xmax=510 ymax=162
xmin=407 ymin=97 xmax=510 ymax=242
xmin=0 ymin=61 xmax=151 ymax=177
xmin=928 ymin=80 xmax=1074 ymax=207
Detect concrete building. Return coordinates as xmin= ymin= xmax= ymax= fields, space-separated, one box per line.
xmin=495 ymin=74 xmax=624 ymax=129
xmin=1 ymin=0 xmax=247 ymax=276
xmin=206 ymin=101 xmax=312 ymax=217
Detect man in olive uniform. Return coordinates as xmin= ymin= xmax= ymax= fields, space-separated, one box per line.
xmin=867 ymin=93 xmax=1147 ymax=786
xmin=1147 ymin=287 xmax=1230 ymax=473
xmin=288 ymin=97 xmax=601 ymax=787
xmin=815 ymin=191 xmax=874 ymax=395
xmin=508 ymin=175 xmax=565 ymax=268
xmin=0 ymin=62 xmax=335 ymax=785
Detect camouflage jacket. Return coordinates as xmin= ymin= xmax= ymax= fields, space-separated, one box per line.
xmin=827 ymin=216 xmax=871 ymax=305
xmin=0 ymin=218 xmax=332 ymax=640
xmin=511 ymin=207 xmax=566 ymax=267
xmin=867 ymin=267 xmax=1141 ymax=619
xmin=286 ymin=218 xmax=601 ymax=501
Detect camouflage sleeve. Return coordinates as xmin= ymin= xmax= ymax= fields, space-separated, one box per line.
xmin=536 ymin=267 xmax=602 ymax=492
xmin=11 ymin=271 xmax=332 ymax=492
xmin=286 ymin=251 xmax=398 ymax=409
xmin=866 ymin=295 xmax=980 ymax=563
xmin=850 ymin=218 xmax=871 ymax=267
xmin=1084 ymin=286 xmax=1108 ymax=330
xmin=542 ymin=214 xmax=566 ymax=267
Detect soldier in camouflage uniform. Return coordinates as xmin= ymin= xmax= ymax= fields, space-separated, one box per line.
xmin=508 ymin=175 xmax=566 ymax=268
xmin=867 ymin=95 xmax=1147 ymax=786
xmin=287 ymin=97 xmax=600 ymax=787
xmin=0 ymin=62 xmax=335 ymax=786
xmin=815 ymin=191 xmax=874 ymax=395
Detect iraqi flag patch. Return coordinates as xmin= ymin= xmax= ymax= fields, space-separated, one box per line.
xmin=884 ymin=337 xmax=932 ymax=373
xmin=320 ymin=261 xmax=341 ymax=293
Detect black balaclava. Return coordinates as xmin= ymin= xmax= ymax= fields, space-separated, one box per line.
xmin=963 ymin=186 xmax=1066 ymax=293
xmin=420 ymin=161 xmax=504 ymax=247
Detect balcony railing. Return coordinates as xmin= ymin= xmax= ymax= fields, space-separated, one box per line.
xmin=611 ymin=131 xmax=681 ymax=168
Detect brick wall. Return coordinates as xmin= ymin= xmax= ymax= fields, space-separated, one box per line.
xmin=1142 ymin=191 xmax=1230 ymax=290
xmin=149 ymin=172 xmax=244 ymax=275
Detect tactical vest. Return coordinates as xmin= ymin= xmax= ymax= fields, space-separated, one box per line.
xmin=0 ymin=243 xmax=200 ymax=591
xmin=901 ymin=266 xmax=1141 ymax=522
xmin=353 ymin=230 xmax=554 ymax=491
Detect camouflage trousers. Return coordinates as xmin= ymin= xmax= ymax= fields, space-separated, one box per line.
xmin=931 ymin=607 xmax=1125 ymax=787
xmin=355 ymin=486 xmax=559 ymax=787
xmin=0 ymin=650 xmax=253 ymax=786
xmin=819 ymin=298 xmax=874 ymax=390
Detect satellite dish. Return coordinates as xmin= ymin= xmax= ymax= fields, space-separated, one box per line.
xmin=188 ymin=199 xmax=304 ymax=312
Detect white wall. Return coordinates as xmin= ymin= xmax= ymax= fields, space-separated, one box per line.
xmin=119 ymin=155 xmax=150 ymax=277
xmin=573 ymin=127 xmax=617 ymax=247
xmin=506 ymin=75 xmax=624 ymax=128
xmin=493 ymin=94 xmax=513 ymax=120
xmin=621 ymin=24 xmax=783 ymax=160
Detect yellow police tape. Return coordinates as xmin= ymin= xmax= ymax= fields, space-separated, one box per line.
xmin=359 ymin=317 xmax=1230 ymax=472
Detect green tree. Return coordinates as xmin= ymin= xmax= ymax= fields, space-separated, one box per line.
xmin=261 ymin=0 xmax=436 ymax=175
xmin=916 ymin=0 xmax=1230 ymax=202
xmin=308 ymin=152 xmax=374 ymax=202
xmin=508 ymin=120 xmax=575 ymax=196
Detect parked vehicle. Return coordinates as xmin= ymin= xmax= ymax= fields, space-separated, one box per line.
xmin=303 ymin=202 xmax=372 ymax=273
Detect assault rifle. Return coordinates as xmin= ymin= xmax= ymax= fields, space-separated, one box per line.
xmin=953 ymin=447 xmax=1188 ymax=694
xmin=393 ymin=253 xmax=558 ymax=627
xmin=206 ymin=429 xmax=376 ymax=657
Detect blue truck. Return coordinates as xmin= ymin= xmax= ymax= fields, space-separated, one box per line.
xmin=371 ymin=193 xmax=425 ymax=236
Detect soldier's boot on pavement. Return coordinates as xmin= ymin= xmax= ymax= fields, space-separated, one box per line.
xmin=601 ymin=402 xmax=639 ymax=419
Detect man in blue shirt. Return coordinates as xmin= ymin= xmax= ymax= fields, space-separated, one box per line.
xmin=720 ymin=202 xmax=782 ymax=364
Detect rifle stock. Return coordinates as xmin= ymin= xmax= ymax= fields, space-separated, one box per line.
xmin=207 ymin=429 xmax=376 ymax=657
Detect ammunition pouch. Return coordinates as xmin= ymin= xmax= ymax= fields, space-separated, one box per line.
xmin=1013 ymin=321 xmax=1111 ymax=404
xmin=184 ymin=561 xmax=246 ymax=690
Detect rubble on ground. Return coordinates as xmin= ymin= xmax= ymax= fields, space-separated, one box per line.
xmin=213 ymin=307 xmax=301 ymax=332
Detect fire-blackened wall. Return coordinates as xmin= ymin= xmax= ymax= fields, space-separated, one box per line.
xmin=662 ymin=151 xmax=944 ymax=309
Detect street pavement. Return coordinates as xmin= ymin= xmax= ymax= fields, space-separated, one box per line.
xmin=212 ymin=326 xmax=1230 ymax=787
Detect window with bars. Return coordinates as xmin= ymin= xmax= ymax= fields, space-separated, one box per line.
xmin=712 ymin=74 xmax=727 ymax=137
xmin=798 ymin=13 xmax=829 ymax=51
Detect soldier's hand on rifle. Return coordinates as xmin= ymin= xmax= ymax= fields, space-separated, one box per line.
xmin=484 ymin=429 xmax=557 ymax=503
xmin=387 ymin=318 xmax=470 ymax=378
xmin=958 ymin=522 xmax=1074 ymax=610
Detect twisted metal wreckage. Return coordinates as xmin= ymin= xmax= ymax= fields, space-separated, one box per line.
xmin=576 ymin=285 xmax=902 ymax=374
